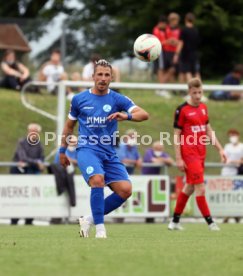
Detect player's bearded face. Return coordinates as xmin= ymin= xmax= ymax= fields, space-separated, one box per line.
xmin=189 ymin=87 xmax=203 ymax=105
xmin=93 ymin=66 xmax=112 ymax=92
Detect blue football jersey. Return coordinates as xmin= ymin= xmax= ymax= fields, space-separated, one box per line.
xmin=68 ymin=89 xmax=136 ymax=154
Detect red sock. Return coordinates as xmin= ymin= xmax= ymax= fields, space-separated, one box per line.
xmin=196 ymin=196 xmax=211 ymax=217
xmin=174 ymin=192 xmax=189 ymax=215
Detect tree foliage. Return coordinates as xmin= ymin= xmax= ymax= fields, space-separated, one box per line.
xmin=1 ymin=0 xmax=243 ymax=76
xmin=67 ymin=0 xmax=243 ymax=76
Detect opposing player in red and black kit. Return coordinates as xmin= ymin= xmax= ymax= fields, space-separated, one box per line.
xmin=168 ymin=78 xmax=226 ymax=231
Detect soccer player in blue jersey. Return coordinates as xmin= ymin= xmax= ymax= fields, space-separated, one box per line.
xmin=59 ymin=60 xmax=149 ymax=238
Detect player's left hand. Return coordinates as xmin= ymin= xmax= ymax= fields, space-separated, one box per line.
xmin=219 ymin=150 xmax=227 ymax=163
xmin=107 ymin=112 xmax=129 ymax=121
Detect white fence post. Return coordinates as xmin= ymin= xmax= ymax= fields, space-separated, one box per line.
xmin=57 ymin=81 xmax=66 ymax=146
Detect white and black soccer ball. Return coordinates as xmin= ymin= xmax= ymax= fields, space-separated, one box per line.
xmin=133 ymin=34 xmax=162 ymax=62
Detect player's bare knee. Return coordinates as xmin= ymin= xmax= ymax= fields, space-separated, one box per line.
xmin=195 ymin=185 xmax=205 ymax=196
xmin=183 ymin=184 xmax=194 ymax=196
xmin=198 ymin=187 xmax=206 ymax=196
xmin=89 ymin=175 xmax=105 ymax=188
xmin=123 ymin=186 xmax=132 ymax=199
xmin=189 ymin=185 xmax=195 ymax=195
xmin=118 ymin=185 xmax=132 ymax=199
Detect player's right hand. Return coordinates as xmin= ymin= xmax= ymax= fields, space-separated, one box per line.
xmin=60 ymin=153 xmax=70 ymax=168
xmin=176 ymin=158 xmax=186 ymax=172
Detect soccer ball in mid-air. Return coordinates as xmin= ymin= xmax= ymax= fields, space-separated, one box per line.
xmin=133 ymin=34 xmax=162 ymax=62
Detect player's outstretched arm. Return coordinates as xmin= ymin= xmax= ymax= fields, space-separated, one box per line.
xmin=206 ymin=124 xmax=227 ymax=163
xmin=59 ymin=119 xmax=77 ymax=168
xmin=174 ymin=128 xmax=187 ymax=171
xmin=107 ymin=107 xmax=149 ymax=122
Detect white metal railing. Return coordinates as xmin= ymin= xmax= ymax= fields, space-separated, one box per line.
xmin=62 ymin=81 xmax=243 ymax=91
xmin=0 ymin=161 xmax=229 ymax=169
xmin=0 ymin=162 xmax=50 ymax=167
xmin=21 ymin=81 xmax=58 ymax=121
xmin=0 ymin=161 xmax=233 ymax=179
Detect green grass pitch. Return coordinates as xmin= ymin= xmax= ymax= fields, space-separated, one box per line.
xmin=1 ymin=223 xmax=243 ymax=276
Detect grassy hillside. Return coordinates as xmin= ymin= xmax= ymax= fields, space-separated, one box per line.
xmin=0 ymin=88 xmax=242 ymax=174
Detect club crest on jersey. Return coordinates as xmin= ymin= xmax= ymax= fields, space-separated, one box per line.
xmin=86 ymin=166 xmax=94 ymax=174
xmin=103 ymin=104 xmax=112 ymax=112
xmin=202 ymin=109 xmax=206 ymax=115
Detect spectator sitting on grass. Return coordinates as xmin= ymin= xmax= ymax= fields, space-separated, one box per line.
xmin=0 ymin=49 xmax=31 ymax=91
xmin=209 ymin=64 xmax=243 ymax=101
xmin=10 ymin=123 xmax=45 ymax=175
xmin=38 ymin=49 xmax=74 ymax=100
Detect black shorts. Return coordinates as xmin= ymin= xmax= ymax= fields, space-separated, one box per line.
xmin=163 ymin=51 xmax=176 ymax=70
xmin=153 ymin=52 xmax=164 ymax=74
xmin=179 ymin=56 xmax=200 ymax=74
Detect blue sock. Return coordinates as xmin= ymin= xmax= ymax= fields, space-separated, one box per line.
xmin=104 ymin=193 xmax=126 ymax=215
xmin=90 ymin=187 xmax=104 ymax=225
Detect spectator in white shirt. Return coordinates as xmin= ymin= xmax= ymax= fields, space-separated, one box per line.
xmin=82 ymin=53 xmax=101 ymax=81
xmin=221 ymin=129 xmax=243 ymax=176
xmin=221 ymin=129 xmax=243 ymax=223
xmin=38 ymin=49 xmax=73 ymax=99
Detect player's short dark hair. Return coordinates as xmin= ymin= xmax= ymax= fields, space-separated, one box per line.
xmin=158 ymin=15 xmax=167 ymax=23
xmin=233 ymin=64 xmax=243 ymax=75
xmin=94 ymin=59 xmax=112 ymax=74
xmin=185 ymin=13 xmax=195 ymax=23
xmin=227 ymin=129 xmax=240 ymax=136
xmin=188 ymin=78 xmax=202 ymax=89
